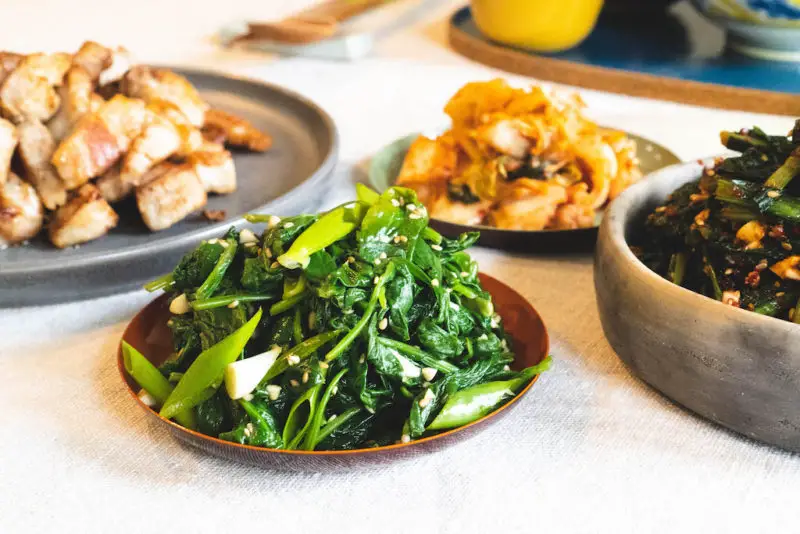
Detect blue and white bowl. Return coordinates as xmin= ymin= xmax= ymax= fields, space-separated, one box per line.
xmin=692 ymin=0 xmax=800 ymax=59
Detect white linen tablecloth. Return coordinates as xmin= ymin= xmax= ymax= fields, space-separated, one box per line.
xmin=1 ymin=1 xmax=798 ymax=532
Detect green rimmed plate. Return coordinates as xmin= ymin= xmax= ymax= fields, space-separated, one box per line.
xmin=369 ymin=131 xmax=680 ymax=252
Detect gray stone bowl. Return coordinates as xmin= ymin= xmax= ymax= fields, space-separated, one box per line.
xmin=595 ymin=160 xmax=800 ymax=453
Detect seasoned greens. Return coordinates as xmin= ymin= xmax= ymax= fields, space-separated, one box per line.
xmin=132 ymin=186 xmax=549 ymax=450
xmin=635 ymin=121 xmax=800 ymax=323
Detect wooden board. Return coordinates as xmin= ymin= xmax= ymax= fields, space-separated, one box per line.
xmin=449 ymin=5 xmax=800 ymax=116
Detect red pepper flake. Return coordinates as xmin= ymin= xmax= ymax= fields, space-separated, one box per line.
xmin=769 ymin=224 xmax=785 ymax=239
xmin=744 ymin=270 xmax=760 ymax=288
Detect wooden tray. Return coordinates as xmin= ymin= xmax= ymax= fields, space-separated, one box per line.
xmin=449 ymin=4 xmax=800 ymax=115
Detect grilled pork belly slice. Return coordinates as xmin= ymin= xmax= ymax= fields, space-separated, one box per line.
xmin=72 ymin=41 xmax=113 ymax=82
xmin=95 ymin=164 xmax=133 ymax=203
xmin=147 ymin=99 xmax=203 ymax=156
xmin=0 ymin=53 xmax=71 ymax=123
xmin=51 ymin=94 xmax=148 ymax=189
xmin=0 ymin=173 xmax=43 ymax=246
xmin=48 ymin=183 xmax=118 ymax=248
xmin=98 ymin=47 xmax=131 ymax=87
xmin=17 ymin=119 xmax=67 ymax=209
xmin=47 ymin=67 xmax=96 ymax=142
xmin=0 ymin=52 xmax=23 ymax=86
xmin=202 ymin=108 xmax=271 ymax=152
xmin=188 ymin=149 xmax=236 ymax=194
xmin=121 ymin=66 xmax=208 ymax=127
xmin=136 ymin=163 xmax=207 ymax=231
xmin=0 ymin=118 xmax=17 ymax=185
xmin=120 ymin=111 xmax=181 ymax=186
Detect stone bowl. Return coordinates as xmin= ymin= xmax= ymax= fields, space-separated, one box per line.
xmin=595 ymin=159 xmax=800 ymax=453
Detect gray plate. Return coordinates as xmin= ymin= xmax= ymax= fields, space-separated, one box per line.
xmin=0 ymin=69 xmax=338 ymax=307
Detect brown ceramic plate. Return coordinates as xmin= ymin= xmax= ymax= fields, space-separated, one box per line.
xmin=117 ymin=273 xmax=549 ymax=470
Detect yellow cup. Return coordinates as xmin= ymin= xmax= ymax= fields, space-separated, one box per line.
xmin=471 ymin=0 xmax=604 ymax=52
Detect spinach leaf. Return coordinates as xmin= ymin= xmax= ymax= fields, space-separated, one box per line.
xmin=358 ymin=188 xmax=427 ymax=262
xmin=385 ymin=262 xmax=414 ymax=340
xmin=417 ymin=318 xmax=464 ymax=359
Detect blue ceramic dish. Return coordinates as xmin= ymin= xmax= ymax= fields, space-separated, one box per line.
xmin=692 ymin=0 xmax=800 ymax=59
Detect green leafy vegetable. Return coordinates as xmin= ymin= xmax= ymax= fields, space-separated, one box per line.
xmin=140 ymin=186 xmax=549 ymax=450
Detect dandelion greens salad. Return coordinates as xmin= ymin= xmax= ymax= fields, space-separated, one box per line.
xmin=124 ymin=185 xmax=550 ymax=451
xmin=635 ymin=120 xmax=800 ymax=323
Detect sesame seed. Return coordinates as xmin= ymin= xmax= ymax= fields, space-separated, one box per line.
xmin=393 ymin=236 xmax=401 ymax=244
xmin=290 ymin=379 xmax=300 ymax=387
xmin=768 ymin=190 xmax=781 ymax=198
xmin=379 ymin=252 xmax=387 ymax=259
xmin=359 ymin=355 xmax=366 ymax=364
xmin=449 ymin=302 xmax=460 ymax=311
xmin=302 ymin=371 xmax=309 ymax=384
xmin=287 ymin=354 xmax=300 ymax=365
xmin=391 ymin=199 xmax=400 ymax=207
xmin=460 ymin=271 xmax=469 ymax=278
xmin=409 ymin=213 xmax=422 ymax=220
xmin=374 ymin=258 xmax=381 ymax=265
xmin=283 ymin=222 xmax=295 ymax=229
xmin=169 ymin=294 xmax=191 ymax=315
xmin=421 ymin=368 xmax=437 ymax=381
xmin=243 ymin=393 xmax=254 ymax=402
xmin=239 ymin=228 xmax=258 ymax=244
xmin=400 ymin=235 xmax=408 ymax=243
xmin=418 ymin=388 xmax=435 ymax=408
xmin=724 ymin=268 xmax=733 ymax=275
xmin=431 ymin=279 xmax=439 ymax=287
xmin=319 ymin=361 xmax=329 ymax=369
xmin=777 ymin=292 xmax=786 ymax=297
xmin=503 ymin=365 xmax=511 ymax=371
xmin=431 ymin=244 xmax=442 ymax=251
xmin=267 ymin=215 xmax=281 ymax=228
xmin=328 ymin=414 xmax=337 ymax=422
xmin=331 ymin=386 xmax=338 ymax=396
xmin=401 ymin=434 xmax=411 ymax=444
xmin=308 ymin=311 xmax=317 ymax=330
xmin=379 ymin=318 xmax=388 ymax=330
xmin=655 ymin=206 xmax=667 ymax=213
xmin=271 ymin=261 xmax=279 ymax=269
xmin=244 ymin=423 xmax=254 ymax=437
xmin=405 ymin=204 xmax=417 ymax=211
xmin=218 ymin=240 xmax=229 ymax=248
xmin=264 ymin=247 xmax=273 ymax=258
xmin=347 ymin=256 xmax=355 ymax=264
xmin=373 ymin=276 xmax=380 ymax=284
xmin=227 ymin=300 xmax=239 ymax=309
xmin=207 ymin=238 xmax=219 ymax=245
xmin=266 ymin=385 xmax=282 ymax=400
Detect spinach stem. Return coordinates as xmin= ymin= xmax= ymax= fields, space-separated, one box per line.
xmin=377 ymin=338 xmax=459 ymax=373
xmin=195 ymin=238 xmax=238 ymax=300
xmin=144 ymin=273 xmax=174 ymax=292
xmin=324 ymin=261 xmax=396 ymax=362
xmin=191 ymin=293 xmax=274 ymax=311
xmin=315 ymin=407 xmax=362 ymax=445
xmin=269 ymin=290 xmax=307 ymax=316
